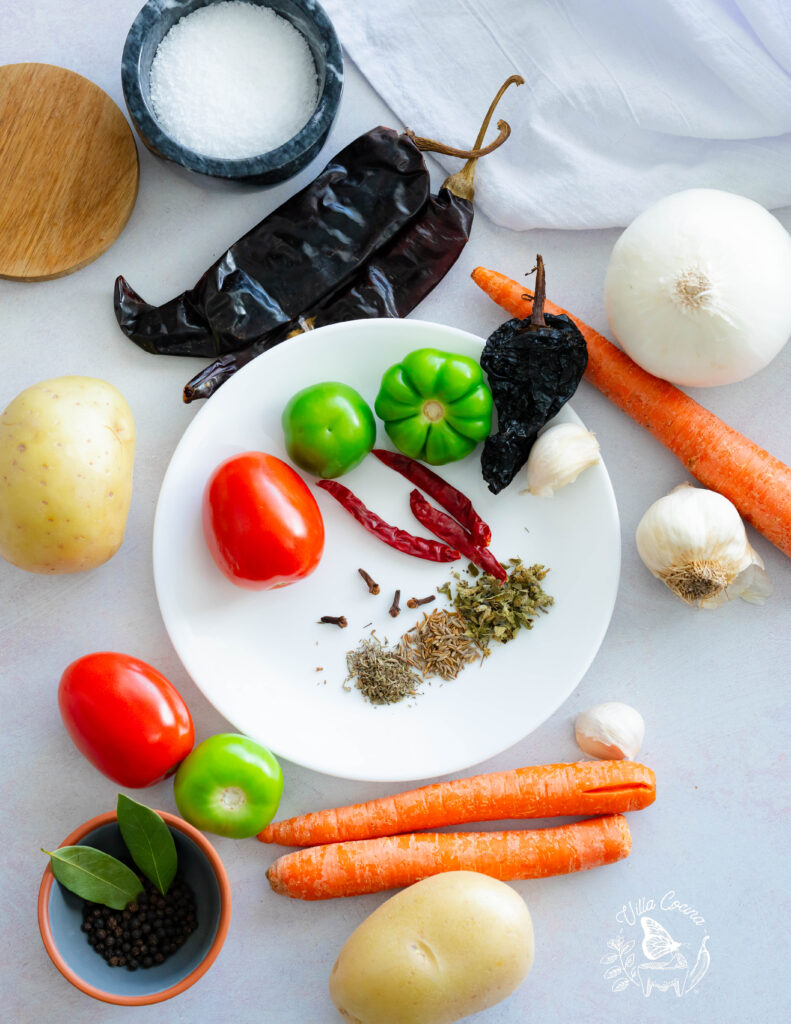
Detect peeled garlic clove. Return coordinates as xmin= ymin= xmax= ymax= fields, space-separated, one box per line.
xmin=575 ymin=702 xmax=645 ymax=760
xmin=525 ymin=422 xmax=600 ymax=497
xmin=725 ymin=560 xmax=773 ymax=605
xmin=636 ymin=483 xmax=771 ymax=608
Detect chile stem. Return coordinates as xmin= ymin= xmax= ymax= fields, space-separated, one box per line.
xmin=530 ymin=255 xmax=547 ymax=327
xmin=407 ymin=120 xmax=511 ymax=160
xmin=425 ymin=74 xmax=524 ymax=203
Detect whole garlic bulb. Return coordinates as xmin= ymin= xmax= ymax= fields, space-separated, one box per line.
xmin=636 ymin=483 xmax=771 ymax=608
xmin=575 ymin=702 xmax=645 ymax=760
xmin=525 ymin=423 xmax=600 ymax=497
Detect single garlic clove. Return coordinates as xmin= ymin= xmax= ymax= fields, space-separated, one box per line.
xmin=575 ymin=702 xmax=645 ymax=761
xmin=635 ymin=482 xmax=771 ymax=608
xmin=524 ymin=422 xmax=600 ymax=497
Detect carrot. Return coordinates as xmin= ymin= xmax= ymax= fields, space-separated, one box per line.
xmin=472 ymin=266 xmax=791 ymax=559
xmin=266 ymin=814 xmax=631 ymax=900
xmin=258 ymin=761 xmax=655 ymax=847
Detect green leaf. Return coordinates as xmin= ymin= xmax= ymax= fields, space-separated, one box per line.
xmin=43 ymin=846 xmax=143 ymax=910
xmin=116 ymin=793 xmax=177 ymax=896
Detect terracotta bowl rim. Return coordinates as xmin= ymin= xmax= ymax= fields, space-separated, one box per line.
xmin=37 ymin=808 xmax=232 ymax=1006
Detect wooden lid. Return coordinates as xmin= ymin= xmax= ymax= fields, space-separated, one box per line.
xmin=0 ymin=63 xmax=139 ymax=281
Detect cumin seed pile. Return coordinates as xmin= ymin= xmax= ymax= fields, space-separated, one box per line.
xmin=398 ymin=609 xmax=480 ymax=680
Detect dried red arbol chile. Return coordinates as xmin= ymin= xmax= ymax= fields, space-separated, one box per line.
xmin=372 ymin=449 xmax=491 ymax=547
xmin=409 ymin=490 xmax=507 ymax=583
xmin=316 ymin=479 xmax=460 ymax=563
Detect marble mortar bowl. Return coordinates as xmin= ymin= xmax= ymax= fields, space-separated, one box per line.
xmin=121 ymin=0 xmax=343 ymax=185
xmin=38 ymin=810 xmax=231 ymax=1005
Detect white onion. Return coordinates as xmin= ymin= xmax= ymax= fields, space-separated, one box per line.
xmin=604 ymin=189 xmax=791 ymax=387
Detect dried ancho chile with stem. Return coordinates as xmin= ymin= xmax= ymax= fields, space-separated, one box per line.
xmin=115 ymin=128 xmax=431 ymax=357
xmin=183 ymin=75 xmax=524 ymax=402
xmin=480 ymin=255 xmax=588 ymax=494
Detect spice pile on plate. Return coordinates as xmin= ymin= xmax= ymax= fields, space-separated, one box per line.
xmin=398 ymin=609 xmax=480 ymax=680
xmin=342 ymin=559 xmax=555 ymax=706
xmin=439 ymin=561 xmax=554 ymax=653
xmin=344 ymin=636 xmax=421 ymax=705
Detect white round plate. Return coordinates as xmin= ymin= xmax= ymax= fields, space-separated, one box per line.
xmin=154 ymin=319 xmax=620 ymax=782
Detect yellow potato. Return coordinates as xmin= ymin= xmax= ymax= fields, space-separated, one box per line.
xmin=329 ymin=871 xmax=534 ymax=1024
xmin=0 ymin=376 xmax=135 ymax=574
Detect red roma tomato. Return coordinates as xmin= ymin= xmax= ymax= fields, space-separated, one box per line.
xmin=202 ymin=451 xmax=324 ymax=589
xmin=58 ymin=652 xmax=195 ymax=788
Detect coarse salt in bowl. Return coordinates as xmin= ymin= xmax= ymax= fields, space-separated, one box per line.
xmin=122 ymin=0 xmax=343 ymax=185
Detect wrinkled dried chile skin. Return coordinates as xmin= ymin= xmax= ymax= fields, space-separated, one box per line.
xmin=480 ymin=315 xmax=588 ymax=494
xmin=183 ymin=188 xmax=473 ymax=402
xmin=114 ymin=128 xmax=430 ymax=357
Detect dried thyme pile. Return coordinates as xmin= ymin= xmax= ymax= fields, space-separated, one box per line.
xmin=438 ymin=559 xmax=554 ymax=653
xmin=345 ymin=636 xmax=422 ymax=705
xmin=398 ymin=609 xmax=480 ymax=680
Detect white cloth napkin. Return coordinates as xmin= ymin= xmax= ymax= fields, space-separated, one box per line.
xmin=321 ymin=0 xmax=791 ymax=230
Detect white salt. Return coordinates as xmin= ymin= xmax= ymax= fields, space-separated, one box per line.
xmin=149 ymin=1 xmax=319 ymax=159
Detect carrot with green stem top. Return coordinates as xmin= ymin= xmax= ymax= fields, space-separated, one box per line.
xmin=258 ymin=760 xmax=655 ymax=847
xmin=266 ymin=815 xmax=632 ymax=900
xmin=471 ymin=266 xmax=791 ymax=559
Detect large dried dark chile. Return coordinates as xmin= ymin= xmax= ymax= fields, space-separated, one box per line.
xmin=183 ymin=188 xmax=473 ymax=402
xmin=114 ymin=127 xmax=431 ymax=357
xmin=480 ymin=315 xmax=588 ymax=494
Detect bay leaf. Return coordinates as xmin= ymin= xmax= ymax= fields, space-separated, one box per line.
xmin=43 ymin=846 xmax=143 ymax=910
xmin=117 ymin=793 xmax=177 ymax=896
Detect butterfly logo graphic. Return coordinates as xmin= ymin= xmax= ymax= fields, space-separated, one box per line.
xmin=603 ymin=903 xmax=711 ymax=998
xmin=640 ymin=917 xmax=683 ymax=961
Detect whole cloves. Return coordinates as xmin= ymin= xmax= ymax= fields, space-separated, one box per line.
xmin=389 ymin=590 xmax=401 ymax=618
xmin=358 ymin=568 xmax=380 ymax=595
xmin=319 ymin=615 xmax=348 ymax=628
xmin=407 ymin=595 xmax=436 ymax=609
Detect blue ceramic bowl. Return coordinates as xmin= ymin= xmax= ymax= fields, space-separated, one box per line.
xmin=38 ymin=810 xmax=231 ymax=1006
xmin=121 ymin=0 xmax=343 ymax=185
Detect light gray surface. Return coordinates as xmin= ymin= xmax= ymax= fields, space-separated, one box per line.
xmin=1 ymin=3 xmax=789 ymax=1022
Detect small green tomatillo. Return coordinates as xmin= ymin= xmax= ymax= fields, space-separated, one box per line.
xmin=374 ymin=348 xmax=492 ymax=465
xmin=282 ymin=382 xmax=376 ymax=478
xmin=173 ymin=733 xmax=283 ymax=839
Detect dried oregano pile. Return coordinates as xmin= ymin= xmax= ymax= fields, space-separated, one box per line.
xmin=439 ymin=559 xmax=554 ymax=653
xmin=344 ymin=560 xmax=553 ymax=704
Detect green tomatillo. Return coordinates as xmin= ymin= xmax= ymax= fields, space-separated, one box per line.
xmin=282 ymin=382 xmax=376 ymax=479
xmin=374 ymin=348 xmax=493 ymax=465
xmin=173 ymin=733 xmax=283 ymax=839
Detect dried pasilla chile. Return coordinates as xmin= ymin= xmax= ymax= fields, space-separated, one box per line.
xmin=480 ymin=255 xmax=588 ymax=494
xmin=114 ymin=127 xmax=431 ymax=357
xmin=183 ymin=76 xmax=524 ymax=403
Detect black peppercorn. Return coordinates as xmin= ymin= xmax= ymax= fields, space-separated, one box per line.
xmin=80 ymin=873 xmax=198 ymax=971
